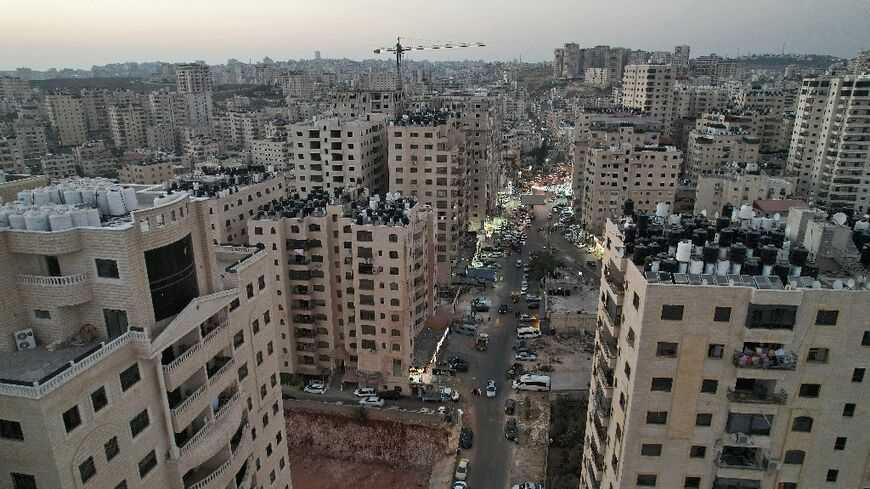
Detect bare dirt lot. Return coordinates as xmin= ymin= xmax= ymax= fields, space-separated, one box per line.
xmin=508 ymin=391 xmax=550 ymax=486
xmin=291 ymin=452 xmax=430 ymax=489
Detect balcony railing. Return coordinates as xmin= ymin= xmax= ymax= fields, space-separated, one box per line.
xmin=16 ymin=272 xmax=88 ymax=287
xmin=171 ymin=383 xmax=207 ymax=419
xmin=715 ymin=456 xmax=763 ymax=471
xmin=603 ymin=265 xmax=624 ymax=294
xmin=732 ymin=350 xmax=797 ymax=370
xmin=727 ymin=388 xmax=788 ymax=404
xmin=179 ymin=391 xmax=242 ymax=459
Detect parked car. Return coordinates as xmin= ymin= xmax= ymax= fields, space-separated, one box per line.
xmin=515 ymin=350 xmax=537 ymax=361
xmin=455 ymin=459 xmax=470 ymax=481
xmin=505 ymin=418 xmax=518 ymax=441
xmin=498 ymin=304 xmax=510 ymax=314
xmin=486 ymin=379 xmax=497 ymax=398
xmin=441 ymin=387 xmax=460 ymax=402
xmin=303 ymin=380 xmax=327 ymax=394
xmin=453 ymin=482 xmax=468 ymax=489
xmin=471 ymin=297 xmax=491 ymax=311
xmin=511 ymin=483 xmax=543 ymax=489
xmin=358 ymin=396 xmax=384 ymax=407
xmin=449 ymin=359 xmax=469 ymax=372
xmin=527 ymin=301 xmax=540 ymax=310
xmin=505 ymin=398 xmax=516 ymax=415
xmin=526 ymin=294 xmax=542 ymax=302
xmin=353 ymin=387 xmax=376 ymax=397
xmin=459 ymin=427 xmax=473 ymax=449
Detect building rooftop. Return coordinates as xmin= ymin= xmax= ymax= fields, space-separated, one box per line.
xmin=753 ymin=199 xmax=806 ymax=215
xmin=391 ymin=108 xmax=455 ymax=127
xmin=163 ymin=165 xmax=277 ymax=200
xmin=0 ymin=343 xmax=96 ymax=385
xmin=254 ymin=187 xmax=419 ymax=226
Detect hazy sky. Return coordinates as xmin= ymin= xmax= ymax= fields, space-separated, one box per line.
xmin=2 ymin=0 xmax=868 ymax=70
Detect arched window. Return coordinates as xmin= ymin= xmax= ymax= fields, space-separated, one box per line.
xmin=784 ymin=450 xmax=805 ymax=464
xmin=791 ymin=416 xmax=813 ymax=432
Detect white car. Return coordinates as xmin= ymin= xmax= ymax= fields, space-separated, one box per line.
xmin=358 ymin=396 xmax=384 ymax=407
xmin=521 ymin=283 xmax=529 ymax=293
xmin=353 ymin=387 xmax=376 ymax=397
xmin=519 ymin=313 xmax=535 ymax=322
xmin=515 ymin=259 xmax=523 ymax=268
xmin=453 ymin=482 xmax=468 ymax=489
xmin=486 ymin=379 xmax=497 ymax=398
xmin=303 ymin=381 xmax=327 ymax=394
xmin=441 ymin=387 xmax=460 ymax=402
xmin=511 ymin=483 xmax=543 ymax=489
xmin=515 ymin=351 xmax=537 ymax=361
xmin=455 ymin=458 xmax=470 ymax=481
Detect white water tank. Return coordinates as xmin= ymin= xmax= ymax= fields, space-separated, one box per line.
xmin=716 ymin=259 xmax=731 ymax=275
xmin=24 ymin=210 xmax=48 ymax=231
xmin=17 ymin=191 xmax=33 ymax=205
xmin=855 ymin=221 xmax=870 ymax=232
xmin=0 ymin=208 xmax=10 ymax=228
xmin=676 ymin=240 xmax=692 ymax=262
xmin=70 ymin=209 xmax=88 ymax=227
xmin=669 ymin=214 xmax=681 ymax=225
xmin=655 ymin=202 xmax=669 ymax=218
xmin=63 ymin=189 xmax=83 ymax=205
xmin=85 ymin=208 xmax=101 ymax=226
xmin=689 ymin=258 xmax=704 ymax=274
xmin=81 ymin=187 xmax=96 ymax=206
xmin=8 ymin=212 xmax=26 ymax=230
xmin=95 ymin=189 xmax=110 ymax=215
xmin=49 ymin=210 xmax=74 ymax=231
xmin=739 ymin=204 xmax=754 ymax=220
xmin=33 ymin=190 xmax=51 ymax=206
xmin=106 ymin=190 xmax=126 ymax=216
xmin=760 ymin=217 xmax=772 ymax=230
xmin=121 ymin=187 xmax=139 ymax=212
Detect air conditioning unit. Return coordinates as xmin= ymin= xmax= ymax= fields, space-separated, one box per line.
xmin=738 ymin=434 xmax=753 ymax=445
xmin=15 ymin=328 xmax=36 ymax=351
xmin=767 ymin=459 xmax=781 ymax=471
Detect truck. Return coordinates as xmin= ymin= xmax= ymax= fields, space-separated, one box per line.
xmin=475 ymin=332 xmax=490 ymax=351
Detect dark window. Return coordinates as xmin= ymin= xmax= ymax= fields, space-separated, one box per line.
xmin=0 ymin=419 xmax=24 ymax=440
xmin=684 ymin=477 xmax=700 ymax=488
xmin=815 ymin=309 xmax=839 ymax=325
xmin=119 ymin=364 xmax=140 ymax=391
xmin=104 ymin=436 xmax=120 ymax=460
xmin=713 ymin=306 xmax=731 ymax=322
xmin=656 ymin=342 xmax=678 ymax=357
xmin=695 ymin=413 xmax=712 ymax=426
xmin=11 ymin=473 xmax=37 ymax=489
xmin=633 ymin=292 xmax=639 ymax=309
xmin=91 ymin=387 xmax=108 ymax=412
xmin=791 ymin=416 xmax=813 ymax=432
xmin=95 ymin=258 xmax=120 ymax=278
xmin=863 ymin=331 xmax=870 ymax=346
xmin=834 ymin=436 xmax=847 ymax=450
xmin=636 ymin=474 xmax=657 ymax=486
xmin=852 ymin=368 xmax=865 ymax=382
xmin=799 ymin=383 xmax=820 ymax=398
xmin=63 ymin=406 xmax=81 ymax=432
xmin=138 ymin=450 xmax=157 ymax=478
xmin=707 ymin=344 xmax=724 ymax=359
xmin=34 ymin=309 xmax=50 ymax=319
xmin=746 ymin=304 xmax=797 ymax=329
xmin=646 ymin=411 xmax=668 ymax=424
xmin=826 ymin=469 xmax=838 ymax=482
xmin=641 ymin=444 xmax=662 ymax=456
xmin=79 ymin=457 xmax=96 ymax=483
xmin=783 ymin=450 xmax=805 ymax=464
xmin=843 ymin=403 xmax=856 ymax=416
xmin=651 ymin=377 xmax=673 ymax=392
xmin=129 ymin=410 xmax=149 ymax=437
xmin=661 ymin=305 xmax=684 ymax=320
xmin=807 ymin=347 xmax=829 ymax=362
xmin=689 ymin=445 xmax=706 ymax=458
xmin=701 ymin=379 xmax=718 ymax=394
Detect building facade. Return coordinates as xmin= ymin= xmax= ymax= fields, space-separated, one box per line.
xmin=621 ymin=65 xmax=675 ymax=139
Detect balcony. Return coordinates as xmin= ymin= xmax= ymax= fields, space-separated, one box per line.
xmin=597 ymin=327 xmax=617 ymax=365
xmin=716 ymin=446 xmax=764 ymax=481
xmin=727 ymin=387 xmax=788 ymax=404
xmin=594 ymin=366 xmax=614 ymax=397
xmin=16 ymin=272 xmax=92 ymax=306
xmin=178 ymin=391 xmax=244 ymax=472
xmin=186 ymin=424 xmax=251 ymax=489
xmin=733 ymin=349 xmax=797 ymax=370
xmin=163 ymin=321 xmax=232 ymax=392
xmin=603 ymin=264 xmax=624 ymax=295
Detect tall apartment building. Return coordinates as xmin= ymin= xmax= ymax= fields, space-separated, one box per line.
xmin=251 ymin=135 xmax=291 ymax=169
xmin=735 ymin=89 xmax=787 ymax=116
xmin=39 ymin=153 xmax=79 ymax=179
xmin=621 ymin=65 xmax=675 ymax=139
xmin=45 ymin=92 xmax=88 ymax=147
xmin=118 ymin=152 xmax=181 ymax=185
xmin=580 ymin=206 xmax=870 ymax=489
xmin=0 ymin=136 xmax=27 ymax=173
xmin=249 ymin=189 xmax=435 ymax=392
xmin=585 ymin=68 xmax=611 ymax=89
xmin=74 ymin=140 xmax=118 ymax=177
xmin=286 ymin=115 xmax=388 ymax=197
xmin=216 ymin=109 xmax=265 ymax=150
xmin=364 ymin=71 xmax=398 ymax=92
xmin=694 ymin=167 xmax=795 ymax=215
xmin=674 ymin=45 xmax=690 ymax=76
xmin=0 ymin=178 xmax=291 ymax=489
xmin=80 ymin=89 xmax=113 ymax=140
xmin=176 ymin=64 xmax=213 ymax=94
xmin=0 ymin=77 xmax=31 ymax=100
xmin=685 ymin=125 xmax=761 ymax=182
xmin=554 ymin=43 xmax=582 ymax=78
xmin=12 ymin=118 xmax=49 ymax=159
xmin=579 ymin=144 xmax=681 ymax=234
xmin=332 ymin=90 xmax=400 ymax=118
xmin=787 ymin=74 xmax=870 ymax=215
xmin=698 ymin=109 xmax=791 ymax=153
xmin=671 ymin=86 xmax=731 ymax=149
xmin=388 ymin=111 xmax=468 ymax=284
xmin=109 ymin=104 xmax=150 ymax=151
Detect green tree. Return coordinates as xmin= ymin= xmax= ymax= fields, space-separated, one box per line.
xmin=528 ymin=251 xmax=562 ymax=282
xmin=351 ymin=406 xmax=368 ymax=424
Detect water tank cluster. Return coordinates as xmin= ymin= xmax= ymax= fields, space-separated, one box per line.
xmin=621 ymin=202 xmax=819 ymax=285
xmin=169 ymin=165 xmax=271 ymax=199
xmin=347 ymin=192 xmax=415 ymax=227
xmin=255 ymin=188 xmax=336 ymax=221
xmin=0 ymin=178 xmax=140 ymax=231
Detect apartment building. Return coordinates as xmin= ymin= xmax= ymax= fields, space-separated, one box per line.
xmin=12 ymin=118 xmax=49 ymax=159
xmin=249 ymin=189 xmax=435 ymax=392
xmin=554 ymin=43 xmax=582 ymax=78
xmin=580 ymin=207 xmax=870 ymax=489
xmin=787 ymin=74 xmax=870 ymax=215
xmin=39 ymin=153 xmax=79 ymax=179
xmin=74 ymin=140 xmax=118 ymax=178
xmin=585 ymin=68 xmax=612 ymax=88
xmin=685 ymin=125 xmax=761 ymax=182
xmin=80 ymin=89 xmax=113 ymax=140
xmin=176 ymin=64 xmax=213 ymax=94
xmin=332 ymin=90 xmax=400 ymax=118
xmin=735 ymin=89 xmax=787 ymax=116
xmin=109 ymin=104 xmax=149 ymax=151
xmin=694 ymin=167 xmax=795 ymax=216
xmin=0 ymin=178 xmax=291 ymax=489
xmin=45 ymin=92 xmax=88 ymax=147
xmin=118 ymin=152 xmax=181 ymax=185
xmin=579 ymin=144 xmax=681 ymax=234
xmin=621 ymin=65 xmax=675 ymax=139
xmin=216 ymin=109 xmax=265 ymax=150
xmin=286 ymin=115 xmax=388 ymax=197
xmin=673 ymin=45 xmax=690 ymax=75
xmin=699 ymin=109 xmax=790 ymax=153
xmin=185 ymin=136 xmax=222 ymax=164
xmin=388 ymin=110 xmax=467 ymax=285
xmin=0 ymin=173 xmax=47 ymax=203
xmin=0 ymin=136 xmax=27 ymax=174
xmin=251 ymin=135 xmax=291 ymax=169
xmin=0 ymin=77 xmax=31 ymax=100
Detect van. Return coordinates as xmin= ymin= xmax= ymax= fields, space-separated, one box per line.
xmin=512 ymin=374 xmax=551 ymax=391
xmin=516 ymin=327 xmax=541 ymax=339
xmin=455 ymin=324 xmax=478 ymax=336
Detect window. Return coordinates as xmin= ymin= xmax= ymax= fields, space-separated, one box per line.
xmin=834 ymin=437 xmax=847 ymax=450
xmin=791 ymin=416 xmax=813 ymax=432
xmin=661 ymin=305 xmax=683 ymax=320
xmin=826 ymin=469 xmax=838 ymax=482
xmin=695 ymin=413 xmax=712 ymax=426
xmin=633 ymin=292 xmax=640 ymax=309
xmin=641 ymin=444 xmax=662 ymax=456
xmin=815 ymin=309 xmax=839 ymax=325
xmin=79 ymin=457 xmax=96 ymax=483
xmin=656 ymin=342 xmax=678 ymax=357
xmin=701 ymin=379 xmax=718 ymax=394
xmin=707 ymin=344 xmax=724 ymax=359
xmin=863 ymin=331 xmax=870 ymax=346
xmin=713 ymin=306 xmax=731 ymax=322
xmin=852 ymin=368 xmax=865 ymax=382
xmin=783 ymin=450 xmax=805 ymax=464
xmin=843 ymin=403 xmax=855 ymax=417
xmin=636 ymin=474 xmax=657 ymax=486
xmin=807 ymin=348 xmax=829 ymax=363
xmin=646 ymin=411 xmax=668 ymax=424
xmin=651 ymin=377 xmax=672 ymax=392
xmin=129 ymin=409 xmax=149 ymax=437
xmin=684 ymin=477 xmax=700 ymax=488
xmin=11 ymin=473 xmax=37 ymax=489
xmin=138 ymin=450 xmax=157 ymax=478
xmin=746 ymin=304 xmax=797 ymax=329
xmin=105 ymin=436 xmax=120 ymax=460
xmin=95 ymin=258 xmax=120 ymax=278
xmin=799 ymin=383 xmax=820 ymax=398
xmin=119 ymin=364 xmax=141 ymax=391
xmin=689 ymin=445 xmax=706 ymax=458
xmin=34 ymin=309 xmax=50 ymax=319
xmin=0 ymin=419 xmax=24 ymax=440
xmin=63 ymin=406 xmax=81 ymax=432
xmin=91 ymin=387 xmax=108 ymax=412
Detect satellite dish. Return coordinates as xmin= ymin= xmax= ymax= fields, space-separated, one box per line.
xmin=832 ymin=212 xmax=848 ymax=226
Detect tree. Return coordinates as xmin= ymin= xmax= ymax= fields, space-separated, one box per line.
xmin=351 ymin=406 xmax=368 ymax=424
xmin=528 ymin=251 xmax=562 ymax=282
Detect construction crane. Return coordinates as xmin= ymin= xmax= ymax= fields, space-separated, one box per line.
xmin=374 ymin=37 xmax=486 ymax=116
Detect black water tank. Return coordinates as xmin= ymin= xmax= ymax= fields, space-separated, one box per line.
xmin=730 ymin=243 xmax=748 ymax=264
xmin=862 ymin=244 xmax=870 ymax=267
xmin=745 ymin=230 xmax=761 ymax=249
xmin=801 ymin=262 xmax=819 ymax=278
xmin=623 ymin=225 xmax=636 ymax=243
xmin=637 ymin=214 xmax=649 ymax=237
xmin=702 ymin=244 xmax=719 ymax=263
xmin=692 ymin=229 xmax=707 ymax=247
xmin=722 ymin=203 xmax=735 ymax=220
xmin=770 ymin=230 xmax=786 ymax=248
xmin=633 ymin=244 xmax=648 ymax=265
xmin=706 ymin=226 xmax=717 ymax=243
xmin=623 ymin=199 xmax=635 ymax=216
xmin=789 ymin=246 xmax=809 ymax=267
xmin=716 ymin=216 xmax=731 ymax=231
xmin=760 ymin=245 xmax=778 ymax=266
xmin=774 ymin=263 xmax=791 ymax=283
xmin=624 ymin=243 xmax=635 ymax=256
xmin=719 ymin=228 xmax=734 ymax=247
xmin=668 ymin=228 xmax=683 ymax=246
xmin=743 ymin=258 xmax=761 ymax=275
xmin=662 ymin=259 xmax=679 ymax=273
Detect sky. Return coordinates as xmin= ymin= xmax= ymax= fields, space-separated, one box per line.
xmin=2 ymin=0 xmax=869 ymax=70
